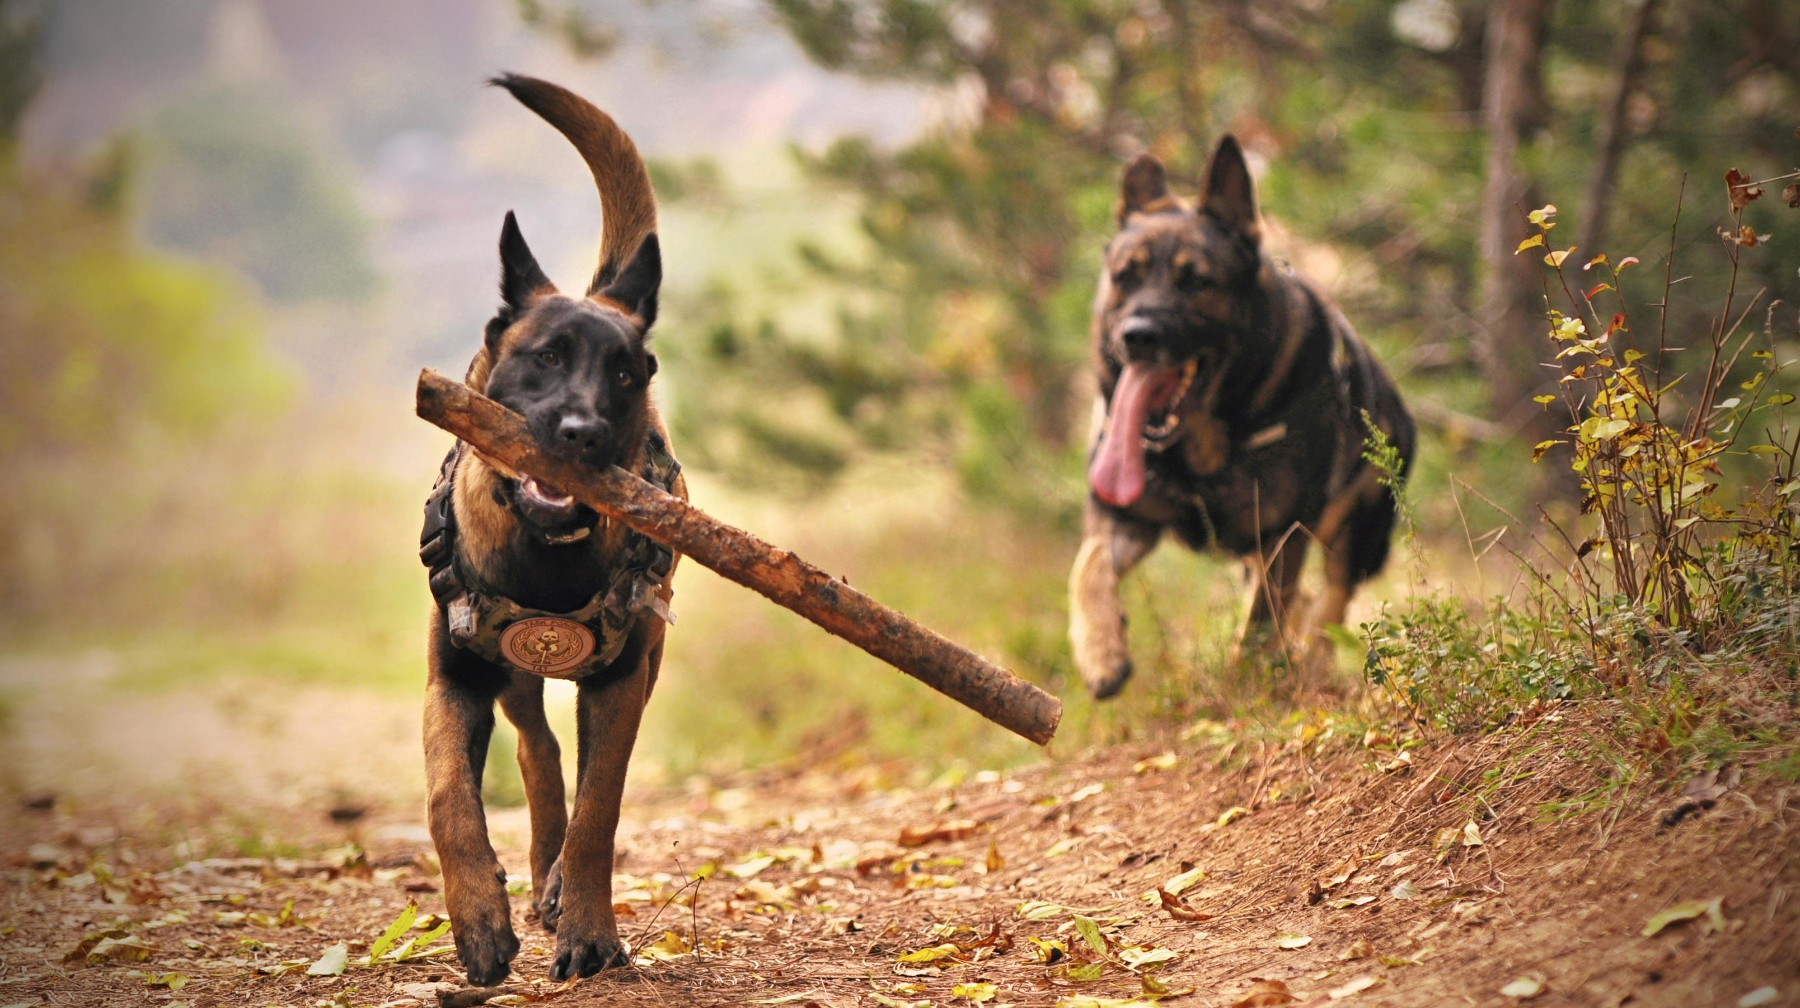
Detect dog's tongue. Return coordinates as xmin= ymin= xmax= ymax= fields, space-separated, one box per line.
xmin=1089 ymin=364 xmax=1179 ymax=508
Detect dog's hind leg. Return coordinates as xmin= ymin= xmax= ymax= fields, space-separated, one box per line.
xmin=1308 ymin=475 xmax=1400 ymax=669
xmin=1229 ymin=533 xmax=1309 ymax=667
xmin=548 ymin=627 xmax=661 ymax=980
xmin=423 ymin=623 xmax=519 ymax=987
xmin=498 ymin=673 xmax=567 ymax=930
xmin=1069 ymin=504 xmax=1161 ymax=699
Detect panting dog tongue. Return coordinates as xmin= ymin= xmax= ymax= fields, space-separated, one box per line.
xmin=1088 ymin=363 xmax=1180 ymax=508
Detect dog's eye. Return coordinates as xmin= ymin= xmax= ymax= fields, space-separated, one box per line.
xmin=1177 ymin=264 xmax=1205 ymax=290
xmin=615 ymin=369 xmax=634 ymax=388
xmin=1114 ymin=265 xmax=1141 ymax=290
xmin=538 ymin=351 xmax=561 ymax=368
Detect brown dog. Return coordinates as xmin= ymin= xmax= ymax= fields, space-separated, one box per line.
xmin=417 ymin=74 xmax=682 ymax=984
xmin=1070 ymin=136 xmax=1415 ymax=699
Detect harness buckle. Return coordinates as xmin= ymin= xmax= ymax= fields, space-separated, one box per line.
xmin=447 ymin=597 xmax=476 ymax=642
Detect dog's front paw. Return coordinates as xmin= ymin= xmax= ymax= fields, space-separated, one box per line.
xmin=533 ymin=858 xmax=564 ymax=932
xmin=1080 ymin=654 xmax=1133 ymax=700
xmin=451 ymin=902 xmax=519 ymax=987
xmin=550 ymin=923 xmax=629 ymax=979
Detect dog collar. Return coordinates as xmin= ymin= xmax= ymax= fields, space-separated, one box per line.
xmin=419 ymin=433 xmax=681 ymax=679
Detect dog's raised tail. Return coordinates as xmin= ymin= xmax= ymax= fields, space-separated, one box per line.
xmin=490 ymin=73 xmax=656 ymax=297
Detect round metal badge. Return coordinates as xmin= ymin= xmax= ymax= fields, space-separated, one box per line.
xmin=499 ymin=617 xmax=597 ymax=676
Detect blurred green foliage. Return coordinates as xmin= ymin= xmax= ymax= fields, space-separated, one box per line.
xmin=144 ymin=85 xmax=378 ymax=304
xmin=0 ymin=25 xmax=299 ymax=631
xmin=663 ymin=0 xmax=1800 ymax=532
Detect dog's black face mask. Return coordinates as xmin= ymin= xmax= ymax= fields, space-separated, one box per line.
xmin=1089 ymin=137 xmax=1262 ymax=509
xmin=477 ymin=212 xmax=661 ymax=538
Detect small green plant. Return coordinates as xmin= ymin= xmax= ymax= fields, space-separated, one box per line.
xmin=1521 ymin=180 xmax=1799 ymax=648
xmin=1363 ymin=149 xmax=1800 ymax=759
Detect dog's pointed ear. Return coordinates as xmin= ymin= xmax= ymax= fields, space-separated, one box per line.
xmin=498 ymin=210 xmax=554 ymax=315
xmin=1201 ymin=135 xmax=1260 ymax=243
xmin=594 ymin=232 xmax=661 ymax=330
xmin=1117 ymin=153 xmax=1170 ymax=225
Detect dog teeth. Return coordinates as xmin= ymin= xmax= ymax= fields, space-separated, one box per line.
xmin=523 ymin=478 xmax=575 ymax=507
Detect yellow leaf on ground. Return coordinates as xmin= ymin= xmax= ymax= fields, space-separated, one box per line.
xmin=1217 ymin=806 xmax=1250 ymax=827
xmin=952 ymin=981 xmax=998 ymax=1003
xmin=636 ymin=930 xmax=692 ymax=962
xmin=1133 ymin=752 xmax=1178 ymax=774
xmin=984 ymin=839 xmax=1004 ymax=873
xmin=896 ymin=942 xmax=961 ymax=964
xmin=1164 ymin=865 xmax=1206 ymax=895
xmin=1642 ymin=897 xmax=1726 ymax=936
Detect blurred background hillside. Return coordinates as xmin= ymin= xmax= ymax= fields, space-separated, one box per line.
xmin=2 ymin=0 xmax=1797 ymax=828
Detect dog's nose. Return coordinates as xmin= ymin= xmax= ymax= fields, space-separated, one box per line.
xmin=1119 ymin=316 xmax=1160 ymax=357
xmin=556 ymin=414 xmax=608 ymax=455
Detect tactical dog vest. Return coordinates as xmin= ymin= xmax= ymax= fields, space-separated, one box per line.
xmin=418 ymin=434 xmax=680 ymax=680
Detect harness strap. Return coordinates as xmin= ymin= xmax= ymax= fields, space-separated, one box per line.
xmin=419 ymin=446 xmax=463 ymax=607
xmin=420 ymin=434 xmax=681 ymax=679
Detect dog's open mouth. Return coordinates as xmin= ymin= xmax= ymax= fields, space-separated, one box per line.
xmin=1089 ymin=361 xmax=1191 ymax=508
xmin=514 ymin=476 xmax=593 ymax=541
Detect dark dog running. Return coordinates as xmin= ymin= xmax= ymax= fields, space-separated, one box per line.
xmin=1070 ymin=136 xmax=1415 ymax=699
xmin=417 ymin=74 xmax=681 ymax=984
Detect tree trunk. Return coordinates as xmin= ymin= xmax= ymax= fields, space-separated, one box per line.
xmin=1579 ymin=0 xmax=1661 ymax=258
xmin=1474 ymin=0 xmax=1554 ymax=422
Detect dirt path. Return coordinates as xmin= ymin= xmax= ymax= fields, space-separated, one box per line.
xmin=4 ymin=714 xmax=1797 ymax=1008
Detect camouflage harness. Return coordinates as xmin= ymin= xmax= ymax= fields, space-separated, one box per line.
xmin=418 ymin=434 xmax=680 ymax=680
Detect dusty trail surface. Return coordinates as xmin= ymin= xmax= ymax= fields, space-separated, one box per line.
xmin=4 ymin=713 xmax=1796 ymax=1008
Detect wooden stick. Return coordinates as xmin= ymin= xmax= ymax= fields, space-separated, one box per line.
xmin=415 ymin=369 xmax=1062 ymax=745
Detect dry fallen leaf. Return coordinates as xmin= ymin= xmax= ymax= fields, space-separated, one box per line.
xmin=1157 ymin=888 xmax=1210 ymax=922
xmin=1217 ymin=806 xmax=1250 ymax=827
xmin=1738 ymin=987 xmax=1779 ymax=1007
xmin=1642 ymin=897 xmax=1726 ymax=936
xmin=1119 ymin=945 xmax=1179 ymax=969
xmin=896 ymin=942 xmax=962 ymax=965
xmin=984 ymin=839 xmax=1004 ymax=873
xmin=1276 ymin=933 xmax=1313 ymax=949
xmin=1499 ymin=976 xmax=1545 ymax=999
xmin=1231 ymin=979 xmax=1297 ymax=1007
xmin=1390 ymin=880 xmax=1420 ymax=901
xmin=898 ymin=819 xmax=980 ymax=847
xmin=1461 ymin=821 xmax=1483 ymax=846
xmin=723 ymin=854 xmax=778 ymax=878
xmin=636 ymin=930 xmax=693 ymax=962
xmin=1341 ymin=937 xmax=1374 ymax=961
xmin=1319 ymin=854 xmax=1360 ymax=890
xmin=1133 ymin=752 xmax=1178 ymax=774
xmin=1163 ymin=865 xmax=1206 ymax=895
xmin=952 ymin=981 xmax=998 ymax=1003
xmin=1328 ymin=975 xmax=1382 ymax=999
